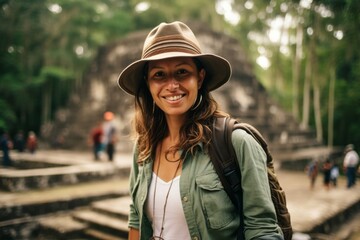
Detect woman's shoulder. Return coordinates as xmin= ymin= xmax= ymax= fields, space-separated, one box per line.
xmin=231 ymin=128 xmax=260 ymax=146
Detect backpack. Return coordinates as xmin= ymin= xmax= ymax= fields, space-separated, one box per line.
xmin=209 ymin=117 xmax=292 ymax=240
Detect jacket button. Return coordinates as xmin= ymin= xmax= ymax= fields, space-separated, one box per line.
xmin=183 ymin=196 xmax=188 ymax=202
xmin=192 ymin=236 xmax=199 ymax=240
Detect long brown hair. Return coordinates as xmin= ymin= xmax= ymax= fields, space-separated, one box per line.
xmin=133 ymin=59 xmax=228 ymax=163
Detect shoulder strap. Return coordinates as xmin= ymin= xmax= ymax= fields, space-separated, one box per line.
xmin=209 ymin=117 xmax=244 ymax=240
xmin=210 ymin=117 xmax=242 ymax=205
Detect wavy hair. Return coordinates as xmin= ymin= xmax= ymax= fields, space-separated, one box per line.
xmin=133 ymin=59 xmax=228 ymax=163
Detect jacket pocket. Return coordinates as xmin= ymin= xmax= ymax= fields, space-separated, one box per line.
xmin=196 ymin=172 xmax=236 ymax=229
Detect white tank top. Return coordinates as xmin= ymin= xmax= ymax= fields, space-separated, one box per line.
xmin=145 ymin=173 xmax=191 ymax=240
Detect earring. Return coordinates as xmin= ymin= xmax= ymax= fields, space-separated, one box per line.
xmin=191 ymin=94 xmax=202 ymax=111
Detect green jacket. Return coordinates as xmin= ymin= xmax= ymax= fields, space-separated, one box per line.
xmin=128 ymin=129 xmax=284 ymax=240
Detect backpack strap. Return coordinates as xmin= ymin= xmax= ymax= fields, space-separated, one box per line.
xmin=209 ymin=117 xmax=244 ymax=240
xmin=210 ymin=117 xmax=241 ymax=203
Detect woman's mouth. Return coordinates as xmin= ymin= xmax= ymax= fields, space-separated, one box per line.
xmin=164 ymin=95 xmax=184 ymax=102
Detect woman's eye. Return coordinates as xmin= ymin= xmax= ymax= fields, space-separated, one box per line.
xmin=176 ymin=69 xmax=189 ymax=77
xmin=152 ymin=71 xmax=165 ymax=79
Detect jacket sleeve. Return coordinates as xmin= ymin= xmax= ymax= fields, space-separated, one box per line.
xmin=232 ymin=129 xmax=284 ymax=240
xmin=128 ymin=146 xmax=140 ymax=230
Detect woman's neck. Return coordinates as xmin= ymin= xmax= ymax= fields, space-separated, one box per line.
xmin=165 ymin=115 xmax=185 ymax=144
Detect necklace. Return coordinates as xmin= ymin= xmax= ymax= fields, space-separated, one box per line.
xmin=164 ymin=147 xmax=181 ymax=163
xmin=151 ymin=142 xmax=182 ymax=240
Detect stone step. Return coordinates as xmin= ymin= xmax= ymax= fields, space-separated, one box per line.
xmin=38 ymin=213 xmax=88 ymax=240
xmin=73 ymin=208 xmax=128 ymax=239
xmin=0 ymin=178 xmax=129 ymax=222
xmin=0 ymin=175 xmax=130 ymax=240
xmin=0 ymin=162 xmax=130 ymax=192
xmin=85 ymin=229 xmax=127 ymax=240
xmin=270 ymin=139 xmax=323 ymax=152
xmin=273 ymin=146 xmax=343 ymax=171
xmin=0 ymin=190 xmax=125 ymax=223
xmin=265 ymin=128 xmax=316 ymax=141
xmin=220 ymin=117 xmax=317 ymax=144
xmin=91 ymin=196 xmax=131 ymax=220
xmin=36 ymin=197 xmax=131 ymax=240
xmin=239 ymin=114 xmax=295 ymax=123
xmin=10 ymin=158 xmax=68 ymax=169
xmin=243 ymin=124 xmax=312 ymax=136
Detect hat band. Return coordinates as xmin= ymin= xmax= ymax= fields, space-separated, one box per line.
xmin=142 ymin=40 xmax=202 ymax=59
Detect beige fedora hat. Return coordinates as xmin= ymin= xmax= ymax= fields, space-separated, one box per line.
xmin=117 ymin=21 xmax=232 ymax=95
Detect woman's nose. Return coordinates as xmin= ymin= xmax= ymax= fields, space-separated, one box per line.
xmin=167 ymin=77 xmax=179 ymax=90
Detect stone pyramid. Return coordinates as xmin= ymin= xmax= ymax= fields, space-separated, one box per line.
xmin=41 ymin=22 xmax=324 ymax=160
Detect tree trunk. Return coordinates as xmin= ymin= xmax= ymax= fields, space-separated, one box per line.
xmin=42 ymin=81 xmax=52 ymax=125
xmin=313 ymin=77 xmax=323 ymax=143
xmin=312 ymin=12 xmax=323 ymax=143
xmin=327 ymin=62 xmax=335 ymax=147
xmin=292 ymin=21 xmax=303 ymax=120
xmin=301 ymin=50 xmax=312 ymax=130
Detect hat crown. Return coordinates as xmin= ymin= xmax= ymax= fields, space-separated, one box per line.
xmin=117 ymin=21 xmax=232 ymax=95
xmin=142 ymin=21 xmax=202 ymax=58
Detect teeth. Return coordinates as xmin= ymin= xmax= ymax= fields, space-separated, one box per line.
xmin=166 ymin=95 xmax=182 ymax=101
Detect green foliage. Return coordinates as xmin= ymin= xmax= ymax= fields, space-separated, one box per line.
xmin=132 ymin=7 xmax=167 ymax=28
xmin=0 ymin=98 xmax=16 ymax=130
xmin=39 ymin=66 xmax=74 ymax=83
xmin=334 ymin=68 xmax=360 ymax=147
xmin=0 ymin=0 xmax=136 ymax=136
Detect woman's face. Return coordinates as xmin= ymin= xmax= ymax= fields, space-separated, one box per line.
xmin=147 ymin=57 xmax=205 ymax=118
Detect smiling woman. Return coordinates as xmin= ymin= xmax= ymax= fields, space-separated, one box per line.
xmin=116 ymin=21 xmax=284 ymax=240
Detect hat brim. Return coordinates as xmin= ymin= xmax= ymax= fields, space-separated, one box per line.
xmin=117 ymin=52 xmax=231 ymax=95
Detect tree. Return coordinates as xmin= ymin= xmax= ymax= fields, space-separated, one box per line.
xmin=0 ymin=0 xmax=135 ymax=136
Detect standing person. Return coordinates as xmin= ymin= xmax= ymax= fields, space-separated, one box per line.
xmin=0 ymin=129 xmax=12 ymax=167
xmin=26 ymin=131 xmax=37 ymax=154
xmin=90 ymin=121 xmax=103 ymax=160
xmin=118 ymin=21 xmax=284 ymax=240
xmin=343 ymin=144 xmax=359 ymax=188
xmin=330 ymin=163 xmax=339 ymax=188
xmin=103 ymin=111 xmax=117 ymax=161
xmin=305 ymin=160 xmax=319 ymax=190
xmin=14 ymin=130 xmax=25 ymax=152
xmin=322 ymin=159 xmax=332 ymax=191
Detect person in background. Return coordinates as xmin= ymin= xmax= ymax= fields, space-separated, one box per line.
xmin=343 ymin=144 xmax=359 ymax=188
xmin=14 ymin=130 xmax=25 ymax=152
xmin=322 ymin=159 xmax=332 ymax=191
xmin=90 ymin=121 xmax=103 ymax=160
xmin=118 ymin=21 xmax=283 ymax=240
xmin=0 ymin=129 xmax=13 ymax=167
xmin=330 ymin=163 xmax=339 ymax=188
xmin=26 ymin=131 xmax=37 ymax=154
xmin=305 ymin=159 xmax=319 ymax=190
xmin=102 ymin=111 xmax=117 ymax=161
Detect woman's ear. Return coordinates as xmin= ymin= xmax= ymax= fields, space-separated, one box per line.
xmin=198 ymin=69 xmax=205 ymax=89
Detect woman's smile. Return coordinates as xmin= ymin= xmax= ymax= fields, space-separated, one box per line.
xmin=163 ymin=94 xmax=185 ymax=102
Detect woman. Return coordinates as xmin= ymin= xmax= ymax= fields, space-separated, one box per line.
xmin=118 ymin=21 xmax=284 ymax=240
xmin=26 ymin=131 xmax=37 ymax=154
